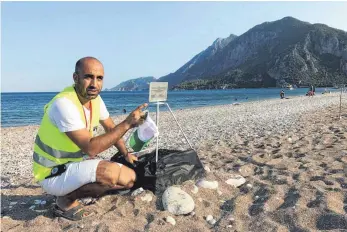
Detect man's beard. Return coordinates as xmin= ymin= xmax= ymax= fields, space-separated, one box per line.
xmin=75 ymin=84 xmax=100 ymax=100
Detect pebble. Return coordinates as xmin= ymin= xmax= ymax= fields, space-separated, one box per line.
xmin=10 ymin=202 xmax=17 ymax=205
xmin=162 ymin=187 xmax=195 ymax=215
xmin=209 ymin=219 xmax=216 ymax=225
xmin=41 ymin=200 xmax=46 ymax=205
xmin=227 ymin=225 xmax=233 ymax=228
xmin=228 ymin=216 xmax=235 ymax=222
xmin=204 ymin=166 xmax=211 ymax=172
xmin=196 ymin=179 xmax=219 ymax=189
xmin=190 ymin=211 xmax=196 ymax=216
xmin=191 ymin=185 xmax=199 ymax=194
xmin=206 ymin=215 xmax=213 ymax=221
xmin=217 ymin=189 xmax=223 ymax=195
xmin=225 ymin=175 xmax=246 ymax=187
xmin=141 ymin=193 xmax=153 ymax=202
xmin=34 ymin=200 xmax=42 ymax=204
xmin=29 ymin=205 xmax=35 ymax=210
xmin=246 ymin=184 xmax=253 ymax=188
xmin=132 ymin=187 xmax=144 ymax=196
xmin=165 ymin=216 xmax=176 ymax=226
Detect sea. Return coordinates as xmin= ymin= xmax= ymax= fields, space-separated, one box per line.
xmin=1 ymin=87 xmax=333 ymax=127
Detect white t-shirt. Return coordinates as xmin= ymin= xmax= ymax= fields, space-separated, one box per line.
xmin=48 ymin=97 xmax=109 ymax=133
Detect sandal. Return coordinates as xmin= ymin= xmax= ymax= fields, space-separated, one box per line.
xmin=53 ymin=204 xmax=93 ymax=221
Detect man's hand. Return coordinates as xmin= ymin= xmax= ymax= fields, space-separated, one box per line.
xmin=124 ymin=103 xmax=148 ymax=128
xmin=125 ymin=153 xmax=138 ymax=164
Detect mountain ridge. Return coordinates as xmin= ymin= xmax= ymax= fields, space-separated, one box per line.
xmin=108 ymin=16 xmax=347 ymax=91
xmin=160 ymin=16 xmax=347 ymax=89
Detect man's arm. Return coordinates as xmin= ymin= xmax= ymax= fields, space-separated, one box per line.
xmin=65 ymin=103 xmax=147 ymax=158
xmin=100 ymin=117 xmax=128 ymax=156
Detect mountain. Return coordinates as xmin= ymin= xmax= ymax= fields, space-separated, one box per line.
xmin=107 ymin=76 xmax=156 ymax=91
xmin=159 ymin=17 xmax=347 ymax=89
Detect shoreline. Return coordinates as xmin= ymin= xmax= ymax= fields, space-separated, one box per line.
xmin=1 ymin=92 xmax=341 ymax=129
xmin=1 ymin=92 xmax=347 ymax=231
xmin=1 ymin=93 xmax=343 ymax=184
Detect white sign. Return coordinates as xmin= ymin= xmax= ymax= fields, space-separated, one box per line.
xmin=149 ymin=82 xmax=168 ymax=102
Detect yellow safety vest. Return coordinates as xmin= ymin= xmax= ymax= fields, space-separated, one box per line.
xmin=32 ymin=86 xmax=101 ymax=182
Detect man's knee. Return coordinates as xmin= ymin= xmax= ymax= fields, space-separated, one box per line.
xmin=126 ymin=170 xmax=136 ymax=188
xmin=118 ymin=167 xmax=136 ymax=189
xmin=96 ymin=161 xmax=120 ymax=187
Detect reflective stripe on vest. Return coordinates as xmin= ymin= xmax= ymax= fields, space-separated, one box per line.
xmin=32 ymin=85 xmax=101 ymax=182
xmin=35 ymin=135 xmax=84 ymax=159
xmin=33 ymin=152 xmax=57 ymax=167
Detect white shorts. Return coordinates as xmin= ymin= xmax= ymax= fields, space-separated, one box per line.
xmin=39 ymin=159 xmax=123 ymax=196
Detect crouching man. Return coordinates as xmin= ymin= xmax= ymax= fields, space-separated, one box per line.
xmin=32 ymin=57 xmax=147 ymax=221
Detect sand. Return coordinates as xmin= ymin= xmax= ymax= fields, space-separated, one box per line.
xmin=1 ymin=93 xmax=347 ymax=231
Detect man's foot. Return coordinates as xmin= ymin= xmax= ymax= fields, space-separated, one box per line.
xmin=53 ymin=204 xmax=93 ymax=221
xmin=54 ymin=196 xmax=93 ymax=221
xmin=56 ymin=196 xmax=79 ymax=211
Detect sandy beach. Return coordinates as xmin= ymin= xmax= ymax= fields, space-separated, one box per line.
xmin=1 ymin=93 xmax=347 ymax=231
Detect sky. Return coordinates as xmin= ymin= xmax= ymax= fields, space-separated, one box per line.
xmin=1 ymin=1 xmax=347 ymax=92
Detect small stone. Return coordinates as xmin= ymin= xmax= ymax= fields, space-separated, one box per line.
xmin=162 ymin=187 xmax=195 ymax=215
xmin=141 ymin=194 xmax=153 ymax=202
xmin=2 ymin=216 xmax=10 ymax=219
xmin=204 ymin=166 xmax=211 ymax=172
xmin=34 ymin=200 xmax=41 ymax=204
xmin=165 ymin=216 xmax=176 ymax=226
xmin=131 ymin=188 xmax=144 ymax=196
xmin=206 ymin=215 xmax=213 ymax=221
xmin=227 ymin=225 xmax=233 ymax=228
xmin=9 ymin=206 xmax=12 ymax=209
xmin=10 ymin=202 xmax=17 ymax=205
xmin=198 ymin=198 xmax=203 ymax=202
xmin=246 ymin=184 xmax=253 ymax=188
xmin=228 ymin=216 xmax=235 ymax=222
xmin=255 ymin=196 xmax=259 ymax=200
xmin=63 ymin=224 xmax=78 ymax=231
xmin=225 ymin=175 xmax=246 ymax=187
xmin=209 ymin=219 xmax=216 ymax=225
xmin=191 ymin=185 xmax=199 ymax=194
xmin=78 ymin=224 xmax=84 ymax=229
xmin=80 ymin=197 xmax=94 ymax=205
xmin=29 ymin=205 xmax=35 ymax=210
xmin=196 ymin=179 xmax=218 ymax=189
xmin=287 ymin=138 xmax=292 ymax=143
xmin=41 ymin=201 xmax=46 ymax=205
xmin=217 ymin=189 xmax=223 ymax=195
xmin=190 ymin=211 xmax=196 ymax=216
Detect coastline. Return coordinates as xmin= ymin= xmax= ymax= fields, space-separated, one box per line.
xmin=1 ymin=93 xmax=343 ymax=185
xmin=1 ymin=92 xmax=347 ymax=231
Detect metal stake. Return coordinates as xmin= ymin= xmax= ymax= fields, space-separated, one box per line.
xmin=165 ymin=103 xmax=194 ymax=150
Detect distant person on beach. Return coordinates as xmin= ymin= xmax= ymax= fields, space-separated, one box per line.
xmin=123 ymin=108 xmax=126 ymax=114
xmin=32 ymin=56 xmax=147 ymax=221
xmin=280 ymin=90 xmax=285 ymax=99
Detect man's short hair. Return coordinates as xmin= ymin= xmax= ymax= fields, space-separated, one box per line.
xmin=75 ymin=57 xmax=100 ymax=73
